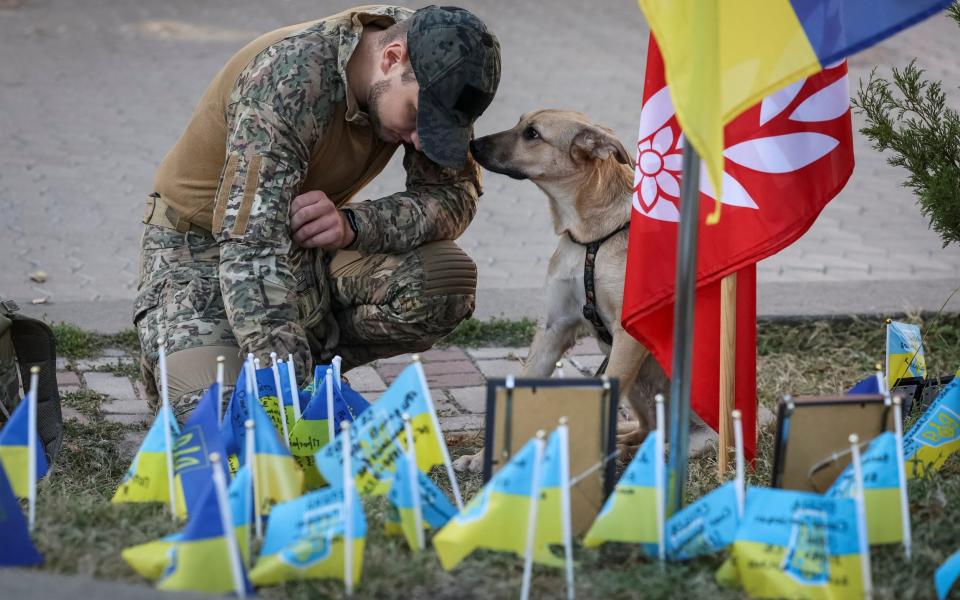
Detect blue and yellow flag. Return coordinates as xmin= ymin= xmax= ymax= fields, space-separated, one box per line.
xmin=290 ymin=366 xmax=370 ymax=490
xmin=584 ymin=431 xmax=662 ymax=548
xmin=0 ymin=461 xmax=42 ymax=566
xmin=123 ymin=465 xmax=252 ymax=581
xmin=637 ymin=0 xmax=952 ymax=220
xmin=904 ymin=377 xmax=960 ymax=477
xmin=887 ymin=321 xmax=926 ymax=387
xmin=722 ymin=487 xmax=865 ymax=599
xmin=250 ymin=485 xmax=366 ymax=586
xmin=936 ymin=548 xmax=960 ymax=600
xmin=111 ymin=406 xmax=179 ymax=505
xmin=250 ymin=397 xmax=303 ymax=515
xmin=0 ymin=396 xmax=49 ymax=498
xmin=254 ymin=364 xmax=294 ymax=442
xmin=827 ymin=431 xmax=903 ymax=545
xmin=315 ymin=363 xmax=444 ymax=496
xmin=222 ymin=367 xmax=254 ymax=468
xmin=155 ymin=468 xmax=254 ymax=595
xmin=173 ymin=385 xmax=228 ymax=518
xmin=665 ymin=482 xmax=740 ymax=561
xmin=433 ymin=436 xmax=563 ymax=570
xmin=385 ymin=451 xmax=457 ymax=550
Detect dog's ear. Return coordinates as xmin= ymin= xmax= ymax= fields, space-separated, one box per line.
xmin=571 ymin=125 xmax=632 ymax=166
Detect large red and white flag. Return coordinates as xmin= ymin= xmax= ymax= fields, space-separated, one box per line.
xmin=623 ymin=38 xmax=855 ymax=460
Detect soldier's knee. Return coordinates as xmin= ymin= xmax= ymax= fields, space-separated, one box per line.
xmin=161 ymin=345 xmax=243 ymax=418
xmin=417 ymin=241 xmax=476 ymax=333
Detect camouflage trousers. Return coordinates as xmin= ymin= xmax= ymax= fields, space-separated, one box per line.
xmin=135 ymin=222 xmax=477 ymax=415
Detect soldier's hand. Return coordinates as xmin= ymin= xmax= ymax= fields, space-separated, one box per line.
xmin=289 ymin=191 xmax=356 ymax=250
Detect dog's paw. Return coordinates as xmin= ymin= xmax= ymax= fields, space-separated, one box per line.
xmin=616 ymin=422 xmax=649 ymax=449
xmin=453 ymin=450 xmax=485 ymax=473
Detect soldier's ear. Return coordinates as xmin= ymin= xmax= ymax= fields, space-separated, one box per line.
xmin=380 ymin=39 xmax=408 ymax=76
xmin=571 ymin=125 xmax=632 ymax=165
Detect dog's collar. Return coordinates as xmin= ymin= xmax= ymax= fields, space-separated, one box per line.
xmin=567 ymin=221 xmax=630 ymax=346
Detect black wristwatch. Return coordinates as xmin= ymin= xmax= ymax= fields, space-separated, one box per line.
xmin=342 ymin=208 xmax=360 ymax=248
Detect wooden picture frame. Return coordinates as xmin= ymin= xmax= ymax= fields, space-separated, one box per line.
xmin=482 ymin=377 xmax=619 ymax=534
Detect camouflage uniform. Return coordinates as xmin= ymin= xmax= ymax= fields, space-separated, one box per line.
xmin=136 ymin=6 xmax=496 ymax=413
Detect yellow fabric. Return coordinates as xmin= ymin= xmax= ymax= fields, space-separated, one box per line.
xmin=110 ymin=452 xmax=171 ymax=505
xmin=636 ymin=0 xmax=820 ymax=221
xmin=122 ymin=526 xmax=249 ymax=581
xmin=583 ymin=486 xmax=658 ymax=547
xmin=249 ymin=537 xmax=364 ymax=586
xmin=0 ymin=446 xmax=29 ymax=498
xmin=864 ymin=487 xmax=903 ymax=545
xmin=156 ymin=534 xmax=247 ymax=594
xmin=255 ymin=453 xmax=304 ymax=515
xmin=731 ymin=540 xmax=865 ymax=599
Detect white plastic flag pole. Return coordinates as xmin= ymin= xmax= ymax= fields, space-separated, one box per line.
xmin=554 ymin=360 xmax=565 ymax=378
xmin=654 ymin=393 xmax=666 ymax=563
xmin=332 ymin=355 xmax=343 ymax=391
xmin=215 ymin=356 xmax=225 ymax=426
xmin=520 ymin=431 xmax=547 ymax=600
xmin=402 ymin=413 xmax=425 ymax=551
xmin=412 ymin=355 xmax=464 ymax=510
xmin=269 ymin=353 xmax=290 ymax=448
xmin=326 ymin=367 xmax=336 ymax=444
xmin=157 ymin=337 xmax=177 ymax=520
xmin=342 ymin=421 xmax=355 ymax=596
xmin=876 ymin=363 xmax=890 ymax=405
xmin=892 ymin=396 xmax=913 ymax=560
xmin=849 ymin=434 xmax=874 ymax=599
xmin=286 ymin=353 xmax=301 ymax=423
xmin=26 ymin=366 xmax=39 ymax=531
xmin=245 ymin=418 xmax=262 ymax=541
xmin=884 ymin=319 xmax=892 ymax=390
xmin=558 ymin=419 xmax=575 ymax=600
xmin=732 ymin=409 xmax=746 ymax=519
xmin=210 ymin=453 xmax=247 ymax=599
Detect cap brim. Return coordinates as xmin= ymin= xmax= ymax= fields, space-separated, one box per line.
xmin=417 ymin=93 xmax=471 ymax=169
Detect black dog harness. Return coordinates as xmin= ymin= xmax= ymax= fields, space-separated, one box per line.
xmin=567 ymin=222 xmax=631 ymax=346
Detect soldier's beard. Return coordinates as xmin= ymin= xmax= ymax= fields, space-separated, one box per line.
xmin=367 ymin=80 xmax=392 ymax=142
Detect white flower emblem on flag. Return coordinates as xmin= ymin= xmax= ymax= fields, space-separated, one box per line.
xmin=632 ymin=67 xmax=850 ymax=223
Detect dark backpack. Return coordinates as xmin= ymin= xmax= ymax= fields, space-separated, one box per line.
xmin=0 ymin=299 xmax=63 ymax=463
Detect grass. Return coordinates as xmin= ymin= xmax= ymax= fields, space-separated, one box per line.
xmin=24 ymin=314 xmax=960 ymax=598
xmin=441 ymin=317 xmax=539 ymax=348
xmin=51 ymin=323 xmax=140 ymax=359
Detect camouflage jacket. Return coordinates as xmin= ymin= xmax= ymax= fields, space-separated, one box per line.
xmin=164 ymin=6 xmax=483 ymax=377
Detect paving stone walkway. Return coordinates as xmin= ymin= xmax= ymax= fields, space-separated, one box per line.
xmin=59 ymin=339 xmax=607 ymax=447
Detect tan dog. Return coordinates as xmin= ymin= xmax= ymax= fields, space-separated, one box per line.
xmin=453 ymin=110 xmax=668 ymax=473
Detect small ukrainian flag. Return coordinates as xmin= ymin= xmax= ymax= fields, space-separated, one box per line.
xmin=0 ymin=395 xmax=48 ymax=499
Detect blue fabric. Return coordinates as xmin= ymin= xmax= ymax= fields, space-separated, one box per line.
xmin=665 ymin=482 xmax=740 ymax=560
xmin=176 ymin=385 xmax=229 ymax=515
xmin=0 ymin=463 xmax=42 ymax=566
xmin=936 ymin=548 xmax=960 ymax=600
xmin=789 ymin=0 xmax=953 ymax=66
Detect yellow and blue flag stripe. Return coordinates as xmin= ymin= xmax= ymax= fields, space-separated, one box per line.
xmin=154 ymin=466 xmax=254 ymax=595
xmin=827 ymin=431 xmax=903 ymax=545
xmin=250 ymin=396 xmax=303 ymax=515
xmin=290 ymin=366 xmax=370 ymax=490
xmin=887 ymin=320 xmax=926 ymax=386
xmin=638 ymin=0 xmax=953 ymax=212
xmin=315 ymin=363 xmax=444 ymax=496
xmin=433 ymin=436 xmax=562 ymax=570
xmin=584 ymin=431 xmax=662 ymax=548
xmin=172 ymin=384 xmax=228 ymax=519
xmin=0 ymin=461 xmax=42 ymax=566
xmin=250 ymin=485 xmax=366 ymax=586
xmin=123 ymin=465 xmax=253 ymax=581
xmin=724 ymin=487 xmax=864 ymax=599
xmin=385 ymin=452 xmax=458 ymax=550
xmin=111 ymin=406 xmax=179 ymax=505
xmin=904 ymin=377 xmax=960 ymax=477
xmin=0 ymin=395 xmax=49 ymax=499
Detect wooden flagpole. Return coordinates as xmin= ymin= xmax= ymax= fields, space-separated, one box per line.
xmin=718 ymin=272 xmax=737 ymax=478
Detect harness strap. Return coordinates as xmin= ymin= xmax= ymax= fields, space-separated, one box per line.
xmin=568 ymin=223 xmax=630 ymax=347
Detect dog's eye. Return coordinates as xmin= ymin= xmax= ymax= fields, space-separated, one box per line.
xmin=522 ymin=126 xmax=540 ymax=141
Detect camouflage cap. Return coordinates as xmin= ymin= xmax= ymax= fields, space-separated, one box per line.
xmin=407 ymin=5 xmax=501 ymax=168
